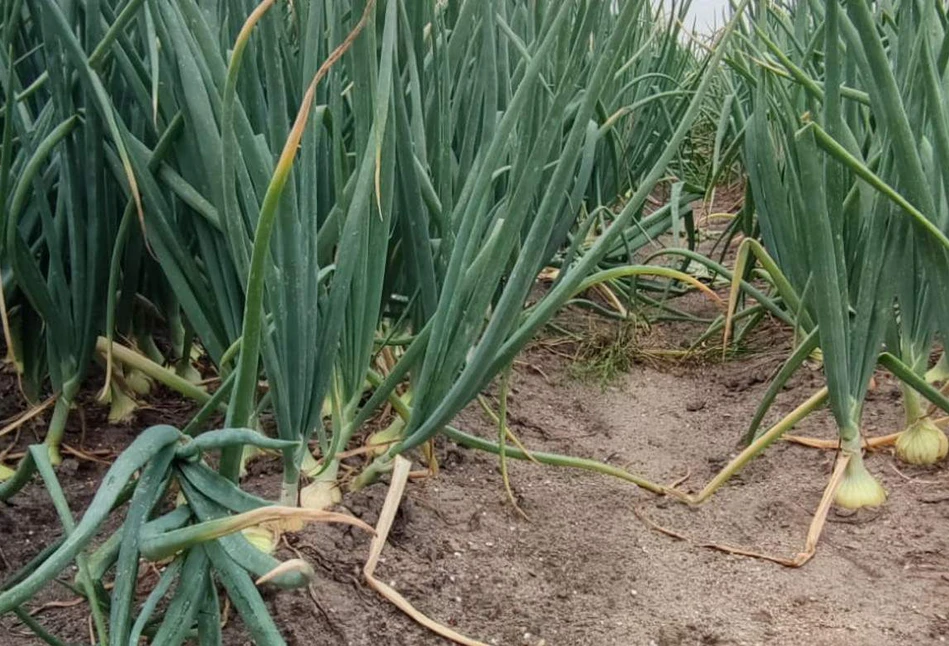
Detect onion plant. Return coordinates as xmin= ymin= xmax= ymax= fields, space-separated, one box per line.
xmin=0 ymin=0 xmax=129 ymax=494
xmin=706 ymin=0 xmax=949 ymax=510
xmin=288 ymin=0 xmax=730 ymax=497
xmin=353 ymin=0 xmax=748 ymax=488
xmin=0 ymin=426 xmax=371 ymax=645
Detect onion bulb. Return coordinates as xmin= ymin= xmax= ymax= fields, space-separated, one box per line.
xmin=242 ymin=525 xmax=276 ymax=554
xmin=835 ymin=456 xmax=886 ymax=510
xmin=896 ymin=417 xmax=948 ymax=466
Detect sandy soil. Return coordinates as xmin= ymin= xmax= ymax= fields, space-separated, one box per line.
xmin=1 ymin=303 xmax=947 ymax=646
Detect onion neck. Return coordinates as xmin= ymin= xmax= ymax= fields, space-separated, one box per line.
xmin=900 ymin=382 xmax=926 ymax=428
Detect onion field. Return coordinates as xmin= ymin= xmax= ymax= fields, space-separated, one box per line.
xmin=1 ymin=0 xmax=948 ymax=644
